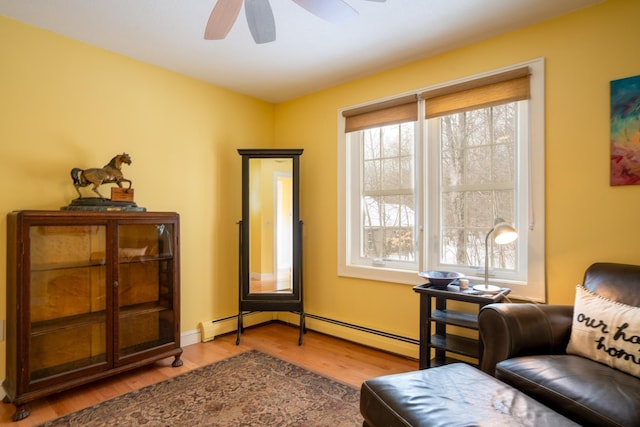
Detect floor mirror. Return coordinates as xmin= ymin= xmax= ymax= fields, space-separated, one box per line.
xmin=236 ymin=148 xmax=304 ymax=344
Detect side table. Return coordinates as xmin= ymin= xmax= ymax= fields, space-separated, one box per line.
xmin=413 ymin=283 xmax=510 ymax=369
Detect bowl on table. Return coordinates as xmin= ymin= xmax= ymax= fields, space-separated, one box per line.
xmin=418 ymin=271 xmax=464 ymax=289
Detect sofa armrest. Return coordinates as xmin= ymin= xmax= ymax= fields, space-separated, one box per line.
xmin=478 ymin=303 xmax=574 ymax=376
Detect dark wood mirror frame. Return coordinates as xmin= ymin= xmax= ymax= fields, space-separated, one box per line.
xmin=236 ymin=148 xmax=304 ymax=345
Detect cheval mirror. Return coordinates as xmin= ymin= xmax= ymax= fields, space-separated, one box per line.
xmin=237 ymin=149 xmax=304 ymax=344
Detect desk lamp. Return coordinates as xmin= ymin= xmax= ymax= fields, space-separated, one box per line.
xmin=473 ymin=218 xmax=518 ymax=294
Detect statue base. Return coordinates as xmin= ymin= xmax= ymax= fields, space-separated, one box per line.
xmin=111 ymin=187 xmax=134 ymax=202
xmin=61 ymin=198 xmax=146 ymax=212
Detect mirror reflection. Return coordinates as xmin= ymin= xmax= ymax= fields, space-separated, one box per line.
xmin=248 ymin=158 xmax=293 ymax=294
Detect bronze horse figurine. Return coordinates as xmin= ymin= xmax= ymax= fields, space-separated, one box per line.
xmin=71 ymin=153 xmax=133 ymax=199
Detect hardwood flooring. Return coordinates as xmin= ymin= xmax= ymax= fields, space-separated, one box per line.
xmin=0 ymin=322 xmax=418 ymax=426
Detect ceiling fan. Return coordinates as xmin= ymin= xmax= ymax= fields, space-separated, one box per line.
xmin=204 ymin=0 xmax=386 ymax=44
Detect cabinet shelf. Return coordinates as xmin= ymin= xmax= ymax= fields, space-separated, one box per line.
xmin=31 ymin=355 xmax=107 ymax=382
xmin=31 ymin=301 xmax=172 ymax=336
xmin=121 ymin=336 xmax=174 ymax=355
xmin=31 ymin=311 xmax=106 ymax=336
xmin=119 ymin=301 xmax=170 ymax=318
xmin=118 ymin=254 xmax=173 ymax=265
xmin=31 ymin=259 xmax=106 ymax=272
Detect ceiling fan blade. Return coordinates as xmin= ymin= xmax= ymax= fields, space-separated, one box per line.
xmin=292 ymin=0 xmax=358 ymax=24
xmin=204 ymin=0 xmax=243 ymax=40
xmin=245 ymin=0 xmax=276 ymax=44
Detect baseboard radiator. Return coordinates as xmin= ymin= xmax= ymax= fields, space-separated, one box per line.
xmin=199 ymin=312 xmax=419 ymax=357
xmin=199 ymin=314 xmax=239 ymax=342
xmin=302 ymin=313 xmax=419 ymax=345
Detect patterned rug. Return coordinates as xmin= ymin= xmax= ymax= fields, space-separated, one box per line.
xmin=38 ymin=350 xmax=362 ymax=426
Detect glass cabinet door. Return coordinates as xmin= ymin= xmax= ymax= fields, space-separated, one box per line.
xmin=117 ymin=223 xmax=176 ymax=359
xmin=29 ymin=224 xmax=108 ymax=382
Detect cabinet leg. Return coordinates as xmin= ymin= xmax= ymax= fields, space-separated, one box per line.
xmin=12 ymin=405 xmax=30 ymax=422
xmin=171 ymin=354 xmax=183 ymax=367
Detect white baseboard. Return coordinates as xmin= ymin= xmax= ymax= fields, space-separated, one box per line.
xmin=181 ymin=328 xmax=201 ymax=347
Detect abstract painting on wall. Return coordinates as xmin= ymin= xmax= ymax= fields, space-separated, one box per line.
xmin=611 ymin=74 xmax=640 ymax=186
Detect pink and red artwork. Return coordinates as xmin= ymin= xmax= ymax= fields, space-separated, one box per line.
xmin=611 ymin=74 xmax=640 ymax=186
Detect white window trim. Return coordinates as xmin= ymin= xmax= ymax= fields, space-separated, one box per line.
xmin=338 ymin=58 xmax=546 ymax=302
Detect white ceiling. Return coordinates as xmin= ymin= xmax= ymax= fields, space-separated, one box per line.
xmin=0 ymin=0 xmax=602 ymax=103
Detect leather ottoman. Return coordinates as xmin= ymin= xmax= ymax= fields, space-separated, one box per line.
xmin=360 ymin=363 xmax=578 ymax=427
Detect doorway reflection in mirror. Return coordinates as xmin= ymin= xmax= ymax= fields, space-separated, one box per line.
xmin=248 ymin=158 xmax=293 ymax=294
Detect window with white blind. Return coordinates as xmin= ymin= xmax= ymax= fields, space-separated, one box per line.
xmin=338 ymin=59 xmax=545 ymax=301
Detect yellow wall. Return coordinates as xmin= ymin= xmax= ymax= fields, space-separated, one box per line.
xmin=275 ymin=0 xmax=640 ymax=344
xmin=0 ymin=16 xmax=274 ymax=379
xmin=1 ymin=0 xmax=639 ymax=377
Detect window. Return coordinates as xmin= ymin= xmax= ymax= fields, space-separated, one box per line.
xmin=429 ymin=102 xmax=526 ymax=281
xmin=338 ymin=59 xmax=545 ymax=301
xmin=356 ymin=123 xmax=417 ymax=270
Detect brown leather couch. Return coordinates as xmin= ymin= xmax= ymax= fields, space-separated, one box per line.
xmin=478 ymin=262 xmax=640 ymax=427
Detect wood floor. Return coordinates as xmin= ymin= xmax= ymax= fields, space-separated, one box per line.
xmin=1 ymin=322 xmax=419 ymax=426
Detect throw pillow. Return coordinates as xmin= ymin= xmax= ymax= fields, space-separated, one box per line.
xmin=567 ymin=285 xmax=640 ymax=378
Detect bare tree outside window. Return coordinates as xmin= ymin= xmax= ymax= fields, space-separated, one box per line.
xmin=439 ymin=103 xmax=517 ymax=272
xmin=361 ymin=123 xmax=416 ymax=262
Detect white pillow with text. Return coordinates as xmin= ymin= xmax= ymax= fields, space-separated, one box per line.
xmin=567 ymin=285 xmax=640 ymax=378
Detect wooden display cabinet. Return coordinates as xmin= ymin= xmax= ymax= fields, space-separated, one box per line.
xmin=3 ymin=210 xmax=182 ymax=421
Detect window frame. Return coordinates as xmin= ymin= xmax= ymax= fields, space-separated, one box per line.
xmin=338 ymin=58 xmax=545 ymax=302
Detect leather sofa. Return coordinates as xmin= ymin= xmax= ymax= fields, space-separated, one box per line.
xmin=478 ymin=262 xmax=640 ymax=427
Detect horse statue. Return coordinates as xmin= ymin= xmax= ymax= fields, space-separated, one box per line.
xmin=71 ymin=153 xmax=132 ymax=199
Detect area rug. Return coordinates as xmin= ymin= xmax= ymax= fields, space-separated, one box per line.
xmin=38 ymin=350 xmax=362 ymax=426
